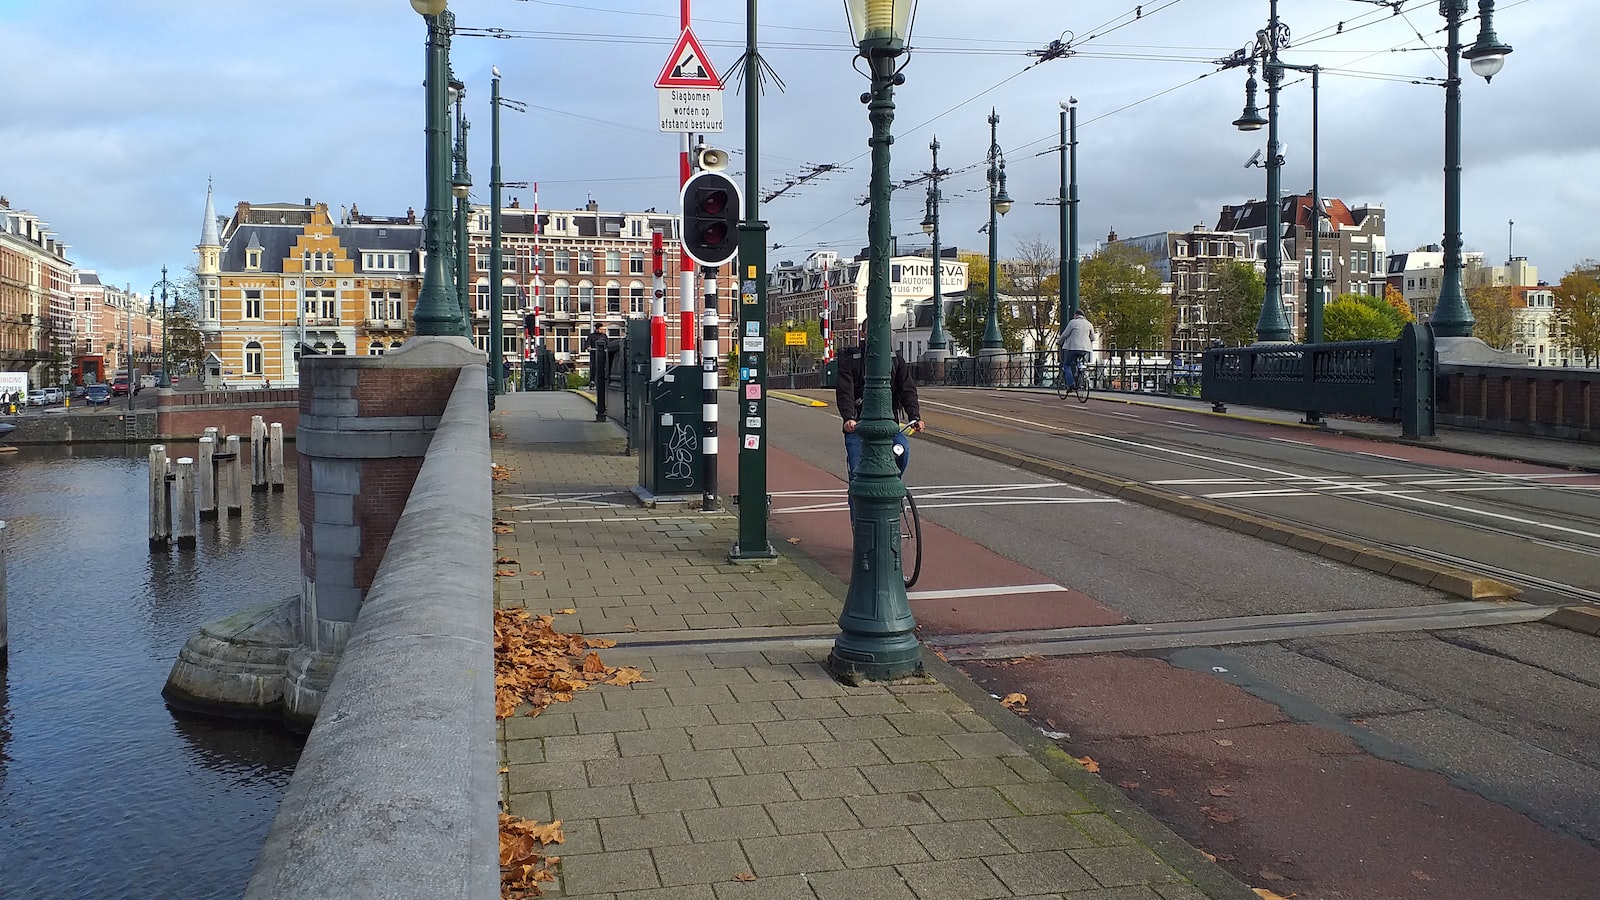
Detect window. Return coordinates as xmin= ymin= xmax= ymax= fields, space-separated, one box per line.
xmin=578 ymin=251 xmax=594 ymax=274
xmin=244 ymin=290 xmax=263 ymax=320
xmin=630 ymin=220 xmax=644 ymax=238
xmin=246 ymin=248 xmax=262 ymax=270
xmin=477 ymin=213 xmax=489 ymax=231
xmin=629 ymin=252 xmax=645 ymax=275
xmin=578 ymin=283 xmax=594 ymax=314
xmin=607 ymin=283 xmax=621 ymax=313
xmin=606 ymin=251 xmax=621 ymax=274
xmin=554 ymin=216 xmax=568 ymax=233
xmin=369 ymin=341 xmax=385 ymax=355
xmin=554 ymin=250 xmax=570 ymax=274
xmin=331 ymin=341 xmax=348 ymax=356
xmin=206 ymin=289 xmax=219 ymax=322
xmin=362 ymin=252 xmax=406 ymax=272
xmin=552 ymin=282 xmax=570 ymax=313
xmin=369 ymin=290 xmax=402 ymax=320
xmin=305 ymin=289 xmax=337 ymax=321
xmin=475 ymin=280 xmax=490 ymax=313
xmin=244 ymin=341 xmax=263 ymax=375
xmin=630 ymin=284 xmax=646 ymax=315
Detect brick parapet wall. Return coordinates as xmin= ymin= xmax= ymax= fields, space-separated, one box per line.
xmin=1439 ymin=364 xmax=1598 ymax=443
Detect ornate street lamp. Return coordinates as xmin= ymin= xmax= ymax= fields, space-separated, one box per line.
xmin=981 ymin=108 xmax=1012 ymax=356
xmin=1229 ymin=1 xmax=1293 ymax=343
xmin=831 ymin=0 xmax=920 ymax=683
xmin=451 ymin=79 xmax=473 ymax=340
xmin=1432 ymin=0 xmax=1511 ymax=338
xmin=410 ymin=0 xmax=465 ymax=337
xmin=150 ymin=265 xmax=178 ymax=389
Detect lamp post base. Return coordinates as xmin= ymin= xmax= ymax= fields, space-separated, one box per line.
xmin=827 ymin=642 xmax=923 ymax=684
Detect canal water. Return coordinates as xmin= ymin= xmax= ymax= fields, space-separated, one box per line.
xmin=1 ymin=443 xmax=303 ymax=898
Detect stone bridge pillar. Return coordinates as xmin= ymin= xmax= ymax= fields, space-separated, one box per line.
xmin=164 ymin=337 xmax=486 ymax=730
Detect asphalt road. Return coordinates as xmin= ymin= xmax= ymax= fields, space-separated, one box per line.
xmin=744 ymin=387 xmax=1600 ymax=899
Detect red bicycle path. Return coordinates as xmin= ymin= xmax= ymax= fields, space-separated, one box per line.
xmin=743 ymin=443 xmax=1600 ymax=900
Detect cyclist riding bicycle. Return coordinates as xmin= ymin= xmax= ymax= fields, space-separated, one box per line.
xmin=836 ymin=322 xmax=924 ymax=521
xmin=1058 ymin=310 xmax=1095 ymax=390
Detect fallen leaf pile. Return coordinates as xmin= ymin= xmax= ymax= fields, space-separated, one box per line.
xmin=492 ymin=464 xmax=516 ymax=481
xmin=500 ymin=813 xmax=562 ymax=898
xmin=1000 ymin=692 xmax=1029 ymax=713
xmin=494 ymin=608 xmax=650 ymax=719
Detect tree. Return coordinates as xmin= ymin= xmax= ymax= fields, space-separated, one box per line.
xmin=1467 ymin=283 xmax=1518 ymax=349
xmin=1008 ymin=235 xmax=1061 ymax=353
xmin=1081 ymin=243 xmax=1168 ymax=351
xmin=1553 ymin=260 xmax=1600 ymax=363
xmin=1209 ymin=259 xmax=1263 ymax=347
xmin=1322 ymin=292 xmax=1409 ymax=341
xmin=1383 ymin=284 xmax=1413 ymax=323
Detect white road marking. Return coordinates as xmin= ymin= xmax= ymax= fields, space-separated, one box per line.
xmin=908 ymin=583 xmax=1068 ymax=601
xmin=1166 ymin=420 xmax=1200 ymax=427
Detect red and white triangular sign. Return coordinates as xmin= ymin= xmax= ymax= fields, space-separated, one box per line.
xmin=655 ymin=28 xmax=721 ymax=90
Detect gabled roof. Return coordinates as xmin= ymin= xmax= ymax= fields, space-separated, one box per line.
xmin=219 ymin=222 xmax=423 ymax=273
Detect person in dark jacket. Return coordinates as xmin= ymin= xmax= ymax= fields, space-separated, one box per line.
xmin=835 ymin=322 xmax=923 ymax=520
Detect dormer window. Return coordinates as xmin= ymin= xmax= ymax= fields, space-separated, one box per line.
xmin=246 ymin=249 xmax=262 ymax=270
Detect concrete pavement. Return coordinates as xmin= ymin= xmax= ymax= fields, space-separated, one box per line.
xmin=491 ymin=389 xmax=1255 ymax=900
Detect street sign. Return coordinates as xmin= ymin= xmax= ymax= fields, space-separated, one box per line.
xmin=785 ymin=331 xmax=808 ymax=346
xmin=656 ymin=28 xmax=723 ymax=133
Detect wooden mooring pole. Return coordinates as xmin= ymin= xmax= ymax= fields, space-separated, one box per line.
xmin=197 ymin=435 xmax=217 ymax=520
xmin=251 ymin=416 xmax=268 ymax=492
xmin=173 ymin=458 xmax=197 ymax=549
xmin=224 ymin=434 xmax=244 ymax=517
xmin=149 ymin=445 xmax=171 ymax=551
xmin=268 ymin=423 xmax=285 ymax=491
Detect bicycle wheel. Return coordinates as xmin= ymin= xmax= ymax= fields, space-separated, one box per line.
xmin=900 ymin=489 xmax=923 ymax=589
xmin=1055 ymin=367 xmax=1069 ymax=400
xmin=1074 ymin=367 xmax=1090 ymax=404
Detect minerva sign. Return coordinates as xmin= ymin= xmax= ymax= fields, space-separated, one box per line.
xmin=656 ymin=29 xmax=723 ymax=133
xmin=889 ymin=260 xmax=968 ymax=298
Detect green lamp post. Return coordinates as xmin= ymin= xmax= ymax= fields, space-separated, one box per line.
xmin=451 ymin=79 xmax=473 ymax=339
xmin=1230 ymin=0 xmax=1292 ymax=342
xmin=410 ymin=0 xmax=464 ymax=337
xmin=830 ymin=0 xmax=921 ymax=683
xmin=150 ymin=266 xmax=178 ymax=389
xmin=981 ymin=109 xmax=1012 ymax=356
xmin=1431 ymin=0 xmax=1511 ymax=337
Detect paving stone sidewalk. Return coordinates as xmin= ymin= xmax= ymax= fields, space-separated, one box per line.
xmin=491 ymin=391 xmax=1252 ymax=900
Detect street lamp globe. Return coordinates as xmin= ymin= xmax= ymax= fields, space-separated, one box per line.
xmin=1464 ymin=28 xmax=1511 ymax=81
xmin=993 ymin=180 xmax=1013 ymax=216
xmin=844 ymin=0 xmax=917 ymax=53
xmin=920 ymin=208 xmax=934 ymax=235
xmin=451 ymin=175 xmax=471 ymax=200
xmin=410 ymin=0 xmax=446 ymax=15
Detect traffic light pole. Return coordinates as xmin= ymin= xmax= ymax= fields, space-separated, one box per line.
xmin=699 ymin=265 xmax=721 ymax=512
xmin=731 ymin=0 xmax=775 ymax=561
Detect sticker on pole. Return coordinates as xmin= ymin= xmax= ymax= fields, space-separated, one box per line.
xmin=656 ymin=28 xmax=723 ymax=133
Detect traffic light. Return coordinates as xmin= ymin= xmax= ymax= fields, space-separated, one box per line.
xmin=680 ymin=171 xmax=741 ymax=267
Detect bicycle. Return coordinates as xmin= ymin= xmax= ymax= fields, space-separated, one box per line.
xmin=891 ymin=421 xmax=922 ymax=588
xmin=1055 ymin=354 xmax=1090 ymax=404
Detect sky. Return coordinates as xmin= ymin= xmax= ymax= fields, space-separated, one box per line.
xmin=2 ymin=0 xmax=1591 ymax=301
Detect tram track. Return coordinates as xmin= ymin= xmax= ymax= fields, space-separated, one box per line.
xmin=912 ymin=391 xmax=1600 ymax=608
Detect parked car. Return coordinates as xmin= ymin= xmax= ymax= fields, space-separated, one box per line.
xmin=72 ymin=385 xmax=87 ymax=399
xmin=26 ymin=389 xmax=48 ymax=407
xmin=42 ymin=387 xmax=65 ymax=404
xmin=85 ymin=383 xmax=111 ymax=405
xmin=110 ymin=376 xmax=131 ymax=397
xmin=141 ymin=373 xmax=157 ymax=389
